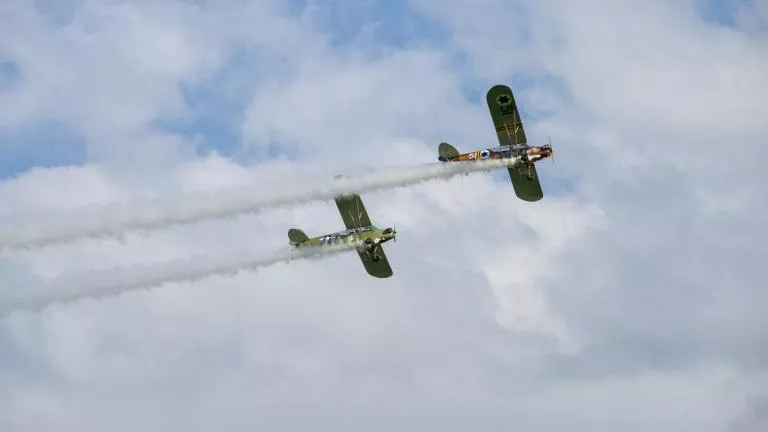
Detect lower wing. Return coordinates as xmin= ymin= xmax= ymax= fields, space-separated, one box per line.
xmin=355 ymin=246 xmax=393 ymax=278
xmin=507 ymin=164 xmax=544 ymax=202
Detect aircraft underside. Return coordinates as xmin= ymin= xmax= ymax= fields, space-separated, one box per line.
xmin=312 ymin=232 xmax=389 ymax=262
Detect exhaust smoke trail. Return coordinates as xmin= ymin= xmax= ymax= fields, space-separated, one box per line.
xmin=0 ymin=159 xmax=519 ymax=250
xmin=0 ymin=241 xmax=361 ymax=316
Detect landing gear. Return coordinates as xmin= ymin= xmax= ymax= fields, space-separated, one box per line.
xmin=366 ymin=242 xmax=380 ymax=261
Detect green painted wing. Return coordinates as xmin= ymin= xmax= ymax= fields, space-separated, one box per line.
xmin=334 ymin=193 xmax=372 ymax=229
xmin=507 ymin=164 xmax=544 ymax=201
xmin=334 ymin=192 xmax=393 ymax=277
xmin=486 ymin=84 xmax=527 ymax=146
xmin=356 ymin=247 xmax=393 ymax=278
xmin=487 ymin=84 xmax=543 ymax=201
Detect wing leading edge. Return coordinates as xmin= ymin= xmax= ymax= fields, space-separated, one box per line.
xmin=485 ymin=84 xmax=544 ymax=202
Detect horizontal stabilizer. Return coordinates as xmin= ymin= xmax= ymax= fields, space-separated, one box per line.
xmin=438 ymin=142 xmax=459 ymax=161
xmin=288 ymin=228 xmax=310 ymax=245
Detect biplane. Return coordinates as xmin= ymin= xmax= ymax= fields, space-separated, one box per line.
xmin=437 ymin=84 xmax=554 ymax=202
xmin=287 ymin=190 xmax=396 ymax=278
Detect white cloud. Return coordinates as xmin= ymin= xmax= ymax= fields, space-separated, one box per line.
xmin=1 ymin=0 xmax=766 ymax=431
xmin=240 ymin=48 xmax=484 ymax=165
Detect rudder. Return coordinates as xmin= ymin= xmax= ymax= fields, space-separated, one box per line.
xmin=438 ymin=142 xmax=459 ymax=161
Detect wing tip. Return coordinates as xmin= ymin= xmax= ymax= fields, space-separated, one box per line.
xmin=487 ymin=83 xmax=512 ymax=96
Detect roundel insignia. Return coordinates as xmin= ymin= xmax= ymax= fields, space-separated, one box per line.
xmin=480 ymin=149 xmax=490 ymax=159
xmin=496 ymin=94 xmax=512 ymax=106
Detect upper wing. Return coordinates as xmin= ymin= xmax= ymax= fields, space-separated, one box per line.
xmin=356 ymin=247 xmax=393 ymax=278
xmin=507 ymin=165 xmax=544 ymax=201
xmin=486 ymin=84 xmax=527 ymax=146
xmin=334 ymin=193 xmax=372 ymax=230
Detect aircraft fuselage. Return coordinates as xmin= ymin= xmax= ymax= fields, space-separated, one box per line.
xmin=444 ymin=144 xmax=552 ymax=164
xmin=291 ymin=225 xmax=396 ymax=251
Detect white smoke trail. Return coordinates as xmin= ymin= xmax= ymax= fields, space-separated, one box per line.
xmin=0 ymin=241 xmax=362 ymax=316
xmin=0 ymin=158 xmax=519 ymax=250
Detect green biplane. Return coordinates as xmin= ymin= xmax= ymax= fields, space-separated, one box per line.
xmin=437 ymin=84 xmax=554 ymax=202
xmin=288 ymin=192 xmax=396 ymax=278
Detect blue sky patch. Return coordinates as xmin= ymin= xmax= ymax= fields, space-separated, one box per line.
xmin=289 ymin=0 xmax=449 ymax=51
xmin=0 ymin=61 xmax=22 ymax=92
xmin=0 ymin=119 xmax=87 ymax=179
xmin=155 ymin=45 xmax=308 ymax=163
xmin=34 ymin=0 xmax=81 ymax=26
xmin=695 ymin=0 xmax=739 ymax=26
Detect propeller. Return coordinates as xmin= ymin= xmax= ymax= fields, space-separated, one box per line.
xmin=393 ymin=224 xmax=396 ymax=243
xmin=547 ymin=133 xmax=555 ymax=165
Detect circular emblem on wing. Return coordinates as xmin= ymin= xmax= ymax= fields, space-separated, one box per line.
xmin=480 ymin=149 xmax=490 ymax=159
xmin=496 ymin=94 xmax=512 ymax=106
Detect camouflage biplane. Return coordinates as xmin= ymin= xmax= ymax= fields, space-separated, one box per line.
xmin=438 ymin=84 xmax=554 ymax=202
xmin=288 ymin=191 xmax=396 ymax=278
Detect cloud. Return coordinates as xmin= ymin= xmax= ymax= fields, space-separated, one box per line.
xmin=0 ymin=0 xmax=766 ymax=431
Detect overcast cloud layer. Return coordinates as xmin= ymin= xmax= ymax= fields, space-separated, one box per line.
xmin=1 ymin=0 xmax=767 ymax=431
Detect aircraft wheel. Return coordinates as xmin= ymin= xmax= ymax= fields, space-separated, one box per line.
xmin=364 ymin=238 xmax=373 ymax=244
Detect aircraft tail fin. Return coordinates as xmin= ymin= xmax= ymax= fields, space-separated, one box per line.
xmin=438 ymin=142 xmax=459 ymax=161
xmin=288 ymin=228 xmax=310 ymax=245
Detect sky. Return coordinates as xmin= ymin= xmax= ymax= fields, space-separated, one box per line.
xmin=1 ymin=0 xmax=767 ymax=431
